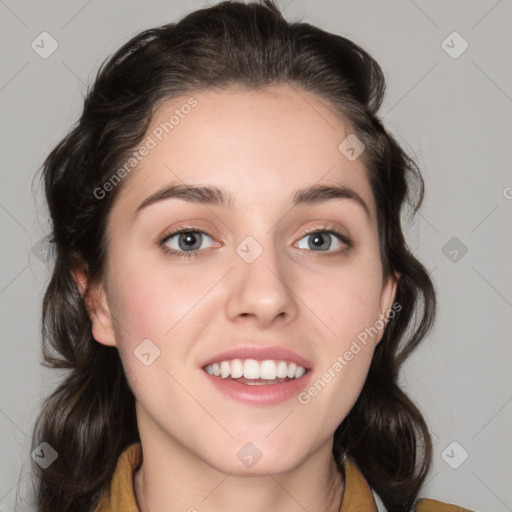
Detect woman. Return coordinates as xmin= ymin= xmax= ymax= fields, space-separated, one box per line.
xmin=30 ymin=1 xmax=473 ymax=511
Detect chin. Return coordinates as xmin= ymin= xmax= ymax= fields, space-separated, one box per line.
xmin=201 ymin=440 xmax=310 ymax=476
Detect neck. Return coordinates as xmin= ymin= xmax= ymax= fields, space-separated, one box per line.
xmin=133 ymin=422 xmax=344 ymax=512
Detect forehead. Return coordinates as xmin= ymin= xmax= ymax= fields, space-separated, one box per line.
xmin=112 ymin=84 xmax=375 ymax=219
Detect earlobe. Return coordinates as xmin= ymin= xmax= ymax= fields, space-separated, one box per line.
xmin=375 ymin=272 xmax=399 ymax=345
xmin=73 ymin=268 xmax=117 ymax=347
xmin=381 ymin=271 xmax=400 ymax=313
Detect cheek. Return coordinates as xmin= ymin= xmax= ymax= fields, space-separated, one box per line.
xmin=302 ymin=259 xmax=384 ymax=343
xmin=106 ymin=258 xmax=226 ymax=395
xmin=296 ymin=255 xmax=384 ymax=415
xmin=107 ymin=258 xmax=216 ymax=344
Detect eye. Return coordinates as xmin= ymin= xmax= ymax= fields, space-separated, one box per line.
xmin=157 ymin=226 xmax=352 ymax=259
xmin=159 ymin=229 xmax=215 ymax=258
xmin=295 ymin=229 xmax=351 ymax=253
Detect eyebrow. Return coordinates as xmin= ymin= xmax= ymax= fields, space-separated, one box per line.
xmin=131 ymin=182 xmax=370 ymax=222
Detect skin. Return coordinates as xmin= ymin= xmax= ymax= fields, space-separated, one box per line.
xmin=79 ymin=84 xmax=397 ymax=512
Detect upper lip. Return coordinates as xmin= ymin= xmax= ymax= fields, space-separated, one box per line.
xmin=200 ymin=345 xmax=313 ymax=370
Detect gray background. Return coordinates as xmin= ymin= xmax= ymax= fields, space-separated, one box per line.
xmin=1 ymin=1 xmax=511 ymax=511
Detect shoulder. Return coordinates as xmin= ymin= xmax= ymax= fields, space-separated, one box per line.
xmin=372 ymin=485 xmax=473 ymax=512
xmin=414 ymin=498 xmax=475 ymax=511
xmin=91 ymin=442 xmax=142 ymax=512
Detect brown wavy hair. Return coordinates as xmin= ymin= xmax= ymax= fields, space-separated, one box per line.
xmin=28 ymin=1 xmax=435 ymax=511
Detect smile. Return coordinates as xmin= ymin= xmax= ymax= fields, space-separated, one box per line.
xmin=203 ymin=358 xmax=307 ymax=381
xmin=202 ymin=358 xmax=312 ymax=405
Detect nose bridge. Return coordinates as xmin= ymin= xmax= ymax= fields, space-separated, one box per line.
xmin=225 ymin=231 xmax=297 ymax=325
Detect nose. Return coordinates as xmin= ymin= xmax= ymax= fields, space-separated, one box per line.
xmin=225 ymin=237 xmax=298 ymax=328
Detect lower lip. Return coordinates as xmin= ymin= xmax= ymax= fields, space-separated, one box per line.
xmin=201 ymin=369 xmax=313 ymax=405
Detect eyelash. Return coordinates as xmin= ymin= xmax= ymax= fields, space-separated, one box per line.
xmin=157 ymin=226 xmax=353 ymax=259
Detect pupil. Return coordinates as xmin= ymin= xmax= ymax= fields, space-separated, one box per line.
xmin=310 ymin=233 xmax=330 ymax=250
xmin=179 ymin=233 xmax=201 ymax=250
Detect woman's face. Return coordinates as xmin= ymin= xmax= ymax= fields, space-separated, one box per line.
xmin=87 ymin=84 xmax=397 ymax=474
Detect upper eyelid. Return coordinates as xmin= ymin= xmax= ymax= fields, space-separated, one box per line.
xmin=159 ymin=227 xmax=213 ymax=245
xmin=160 ymin=224 xmax=348 ymax=238
xmin=301 ymin=225 xmax=348 ymax=237
xmin=159 ymin=225 xmax=351 ymax=248
xmin=298 ymin=228 xmax=352 ymax=247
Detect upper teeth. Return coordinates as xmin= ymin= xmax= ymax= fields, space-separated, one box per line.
xmin=204 ymin=359 xmax=307 ymax=380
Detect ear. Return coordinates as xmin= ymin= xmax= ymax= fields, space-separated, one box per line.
xmin=375 ymin=271 xmax=400 ymax=345
xmin=73 ymin=268 xmax=117 ymax=347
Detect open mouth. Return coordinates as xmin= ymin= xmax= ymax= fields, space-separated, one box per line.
xmin=200 ymin=352 xmax=313 ymax=404
xmin=203 ymin=358 xmax=308 ymax=386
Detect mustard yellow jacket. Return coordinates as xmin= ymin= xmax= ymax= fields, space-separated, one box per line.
xmin=92 ymin=443 xmax=473 ymax=511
